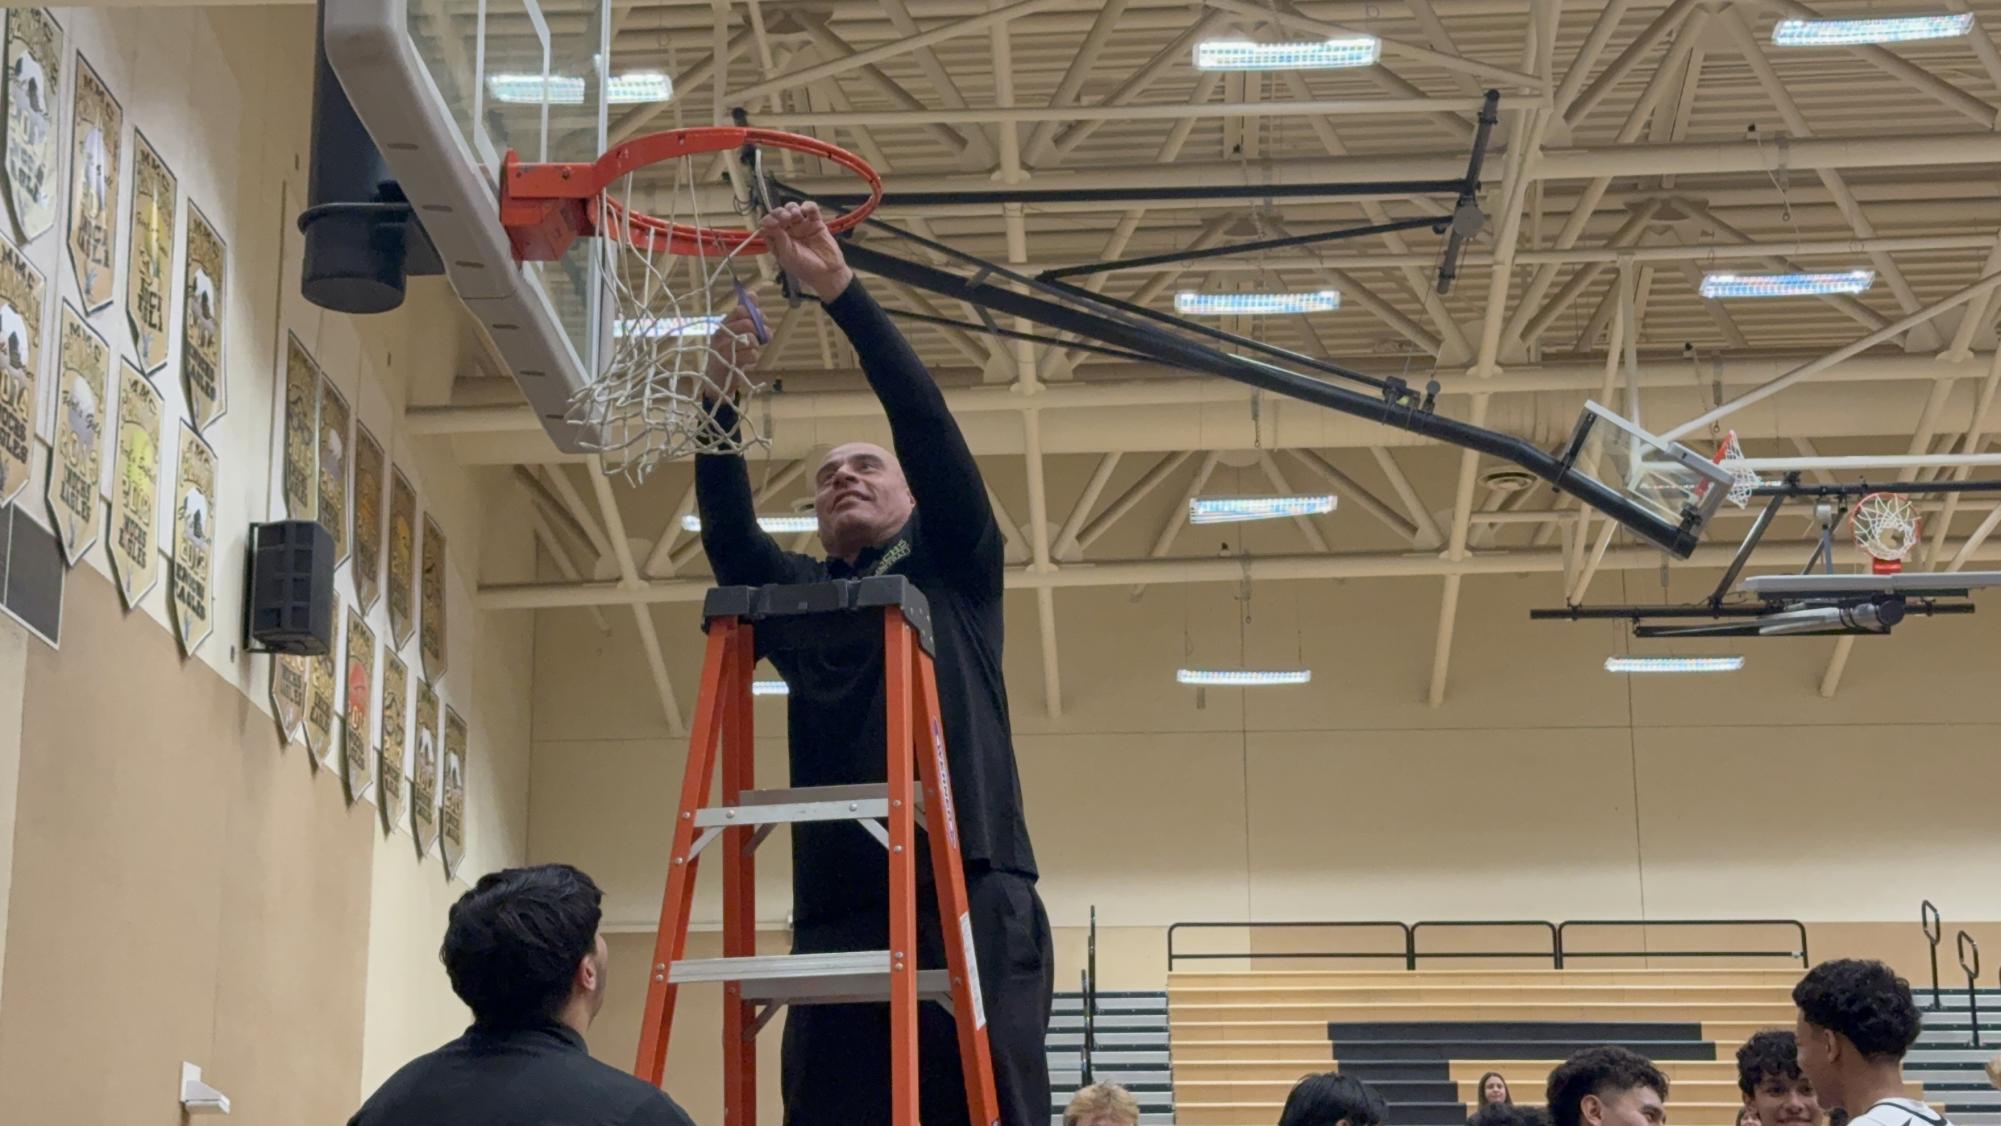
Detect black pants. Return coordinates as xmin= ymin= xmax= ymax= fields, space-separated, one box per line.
xmin=781 ymin=869 xmax=1053 ymax=1126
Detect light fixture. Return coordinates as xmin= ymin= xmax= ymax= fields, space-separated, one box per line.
xmin=752 ymin=680 xmax=790 ymax=696
xmin=1188 ymin=494 xmax=1338 ymax=524
xmin=605 ymin=71 xmax=673 ymax=104
xmin=1604 ymin=655 xmax=1745 ymax=673
xmin=681 ymin=514 xmax=820 ymax=534
xmin=615 ymin=314 xmax=723 ymax=339
xmin=1176 ymin=668 xmax=1314 ymax=686
xmin=1194 ymin=37 xmax=1381 ymax=70
xmin=487 ymin=71 xmax=673 ymax=105
xmin=1772 ymin=13 xmax=1974 ymax=47
xmin=1698 ymin=269 xmax=1874 ymax=299
xmin=1174 ymin=290 xmax=1341 ymax=315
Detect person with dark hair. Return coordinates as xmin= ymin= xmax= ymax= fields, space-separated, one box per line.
xmin=1738 ymin=1029 xmax=1823 ymax=1126
xmin=1546 ymin=1046 xmax=1670 ymax=1126
xmin=1278 ymin=1072 xmax=1388 ymax=1126
xmin=1476 ymin=1106 xmax=1554 ymax=1126
xmin=1480 ymin=1073 xmax=1516 ymax=1109
xmin=1792 ymin=959 xmax=1942 ymax=1126
xmin=347 ymin=864 xmax=696 ymax=1126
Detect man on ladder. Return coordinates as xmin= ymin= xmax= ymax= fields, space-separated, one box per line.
xmin=695 ymin=200 xmax=1053 ymax=1126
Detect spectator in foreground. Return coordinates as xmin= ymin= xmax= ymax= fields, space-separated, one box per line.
xmin=1546 ymin=1046 xmax=1669 ymax=1126
xmin=1064 ymin=1082 xmax=1142 ymax=1126
xmin=1278 ymin=1072 xmax=1389 ymax=1126
xmin=1475 ymin=1106 xmax=1553 ymax=1126
xmin=348 ymin=864 xmax=696 ymax=1126
xmin=1738 ymin=1029 xmax=1823 ymax=1126
xmin=1792 ymin=960 xmax=1944 ymax=1126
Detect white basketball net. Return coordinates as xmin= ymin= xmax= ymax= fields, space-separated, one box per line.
xmin=1714 ymin=431 xmax=1760 ymax=508
xmin=566 ymin=161 xmax=768 ymax=483
xmin=1851 ymin=492 xmax=1920 ymax=565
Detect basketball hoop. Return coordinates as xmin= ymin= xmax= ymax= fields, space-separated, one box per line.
xmin=498 ymin=127 xmax=884 ymax=481
xmin=1851 ymin=492 xmax=1921 ymax=574
xmin=1707 ymin=430 xmax=1760 ymax=509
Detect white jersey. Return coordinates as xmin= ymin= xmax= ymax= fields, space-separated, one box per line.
xmin=1849 ymin=1097 xmax=1951 ymax=1126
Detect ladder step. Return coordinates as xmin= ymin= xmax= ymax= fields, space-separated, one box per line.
xmin=670 ymin=950 xmax=955 ymax=1007
xmin=693 ymin=783 xmax=927 ymax=829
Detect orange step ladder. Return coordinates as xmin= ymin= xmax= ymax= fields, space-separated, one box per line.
xmin=633 ymin=577 xmax=1001 ymax=1126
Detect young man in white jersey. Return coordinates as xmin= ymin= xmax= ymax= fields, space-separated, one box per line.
xmin=1793 ymin=959 xmax=1944 ymax=1126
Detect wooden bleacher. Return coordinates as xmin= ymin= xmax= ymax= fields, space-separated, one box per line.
xmin=1168 ymin=968 xmax=1925 ymax=1126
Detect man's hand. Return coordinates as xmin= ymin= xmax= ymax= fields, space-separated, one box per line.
xmin=761 ymin=201 xmax=855 ymax=300
xmin=704 ymin=302 xmax=764 ymax=399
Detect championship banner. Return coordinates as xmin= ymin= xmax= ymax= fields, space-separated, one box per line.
xmin=419 ymin=514 xmax=446 ymax=681
xmin=281 ymin=334 xmax=317 ymax=520
xmin=387 ymin=466 xmax=416 ymax=648
xmin=0 ymin=229 xmax=44 ymax=505
xmin=379 ymin=651 xmax=408 ymax=835
xmin=181 ymin=202 xmax=225 ymax=431
xmin=411 ymin=678 xmax=440 ymax=855
xmin=108 ymin=361 xmax=162 ymax=608
xmin=318 ymin=373 xmax=350 ymax=566
xmin=46 ymin=302 xmax=106 ymax=564
xmin=440 ymin=705 xmax=467 ymax=878
xmin=271 ymin=652 xmax=308 ymax=749
xmin=170 ymin=421 xmax=216 ymax=656
xmin=65 ymin=53 xmax=118 ymax=313
xmin=3 ymin=9 xmax=60 ymax=242
xmin=341 ymin=608 xmax=374 ymax=806
xmin=352 ymin=423 xmax=384 ymax=612
xmin=305 ymin=646 xmax=337 ymax=770
xmin=124 ymin=129 xmax=173 ymax=375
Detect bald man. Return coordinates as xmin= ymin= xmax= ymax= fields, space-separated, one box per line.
xmin=693 ymin=201 xmax=1051 ymax=1126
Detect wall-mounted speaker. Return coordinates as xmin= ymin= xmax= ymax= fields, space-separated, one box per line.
xmin=244 ymin=520 xmax=334 ymax=655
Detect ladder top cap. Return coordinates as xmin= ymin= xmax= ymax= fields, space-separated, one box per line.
xmin=703 ymin=577 xmax=935 ymax=656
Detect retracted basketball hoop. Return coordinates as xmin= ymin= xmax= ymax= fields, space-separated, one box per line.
xmin=496 ymin=127 xmax=884 ymax=481
xmin=1851 ymin=491 xmax=1921 ymax=575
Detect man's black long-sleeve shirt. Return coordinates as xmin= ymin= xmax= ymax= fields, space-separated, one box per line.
xmin=695 ymin=278 xmax=1037 ymax=929
xmin=348 ymin=1021 xmax=696 ymax=1126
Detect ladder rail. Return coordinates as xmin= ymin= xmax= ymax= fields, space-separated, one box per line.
xmin=722 ymin=622 xmax=758 ymax=1121
xmin=886 ymin=607 xmax=921 ymax=1122
xmin=634 ymin=621 xmax=737 ymax=1084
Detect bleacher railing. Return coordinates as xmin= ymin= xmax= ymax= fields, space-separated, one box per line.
xmin=1922 ymin=900 xmax=1945 ymax=1010
xmin=1166 ymin=917 xmax=1810 ymax=971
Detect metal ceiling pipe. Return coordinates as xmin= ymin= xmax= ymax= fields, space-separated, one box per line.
xmin=473 ymin=533 xmax=2001 ymax=610
xmin=439 ymin=377 xmax=1989 ymax=464
xmin=410 ymin=352 xmax=1999 ymax=435
xmin=683 ymin=131 xmax=2001 ymax=212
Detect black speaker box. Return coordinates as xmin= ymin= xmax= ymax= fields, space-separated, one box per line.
xmin=244 ymin=520 xmax=335 ymax=655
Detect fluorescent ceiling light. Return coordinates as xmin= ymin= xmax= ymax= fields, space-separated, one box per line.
xmin=1189 ymin=494 xmax=1338 ymax=524
xmin=1604 ymin=655 xmax=1745 ymax=673
xmin=1698 ymin=269 xmax=1874 ymax=299
xmin=1175 ymin=290 xmax=1340 ymax=315
xmin=606 ymin=71 xmax=673 ymax=104
xmin=752 ymin=680 xmax=790 ymax=696
xmin=487 ymin=71 xmax=673 ymax=105
xmin=1195 ymin=37 xmax=1380 ymax=70
xmin=1177 ymin=668 xmax=1314 ymax=686
xmin=681 ymin=514 xmax=819 ymax=534
xmin=616 ymin=314 xmax=723 ymax=339
xmin=1772 ymin=14 xmax=1974 ymax=46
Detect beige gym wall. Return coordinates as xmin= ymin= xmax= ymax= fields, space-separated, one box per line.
xmin=0 ymin=6 xmax=536 ymax=1122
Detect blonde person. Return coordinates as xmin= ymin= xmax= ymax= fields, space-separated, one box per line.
xmin=1064 ymin=1082 xmax=1142 ymax=1126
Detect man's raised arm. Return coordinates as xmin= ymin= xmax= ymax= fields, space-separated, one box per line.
xmin=763 ymin=202 xmax=1002 ymax=574
xmin=693 ymin=308 xmax=796 ymax=587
